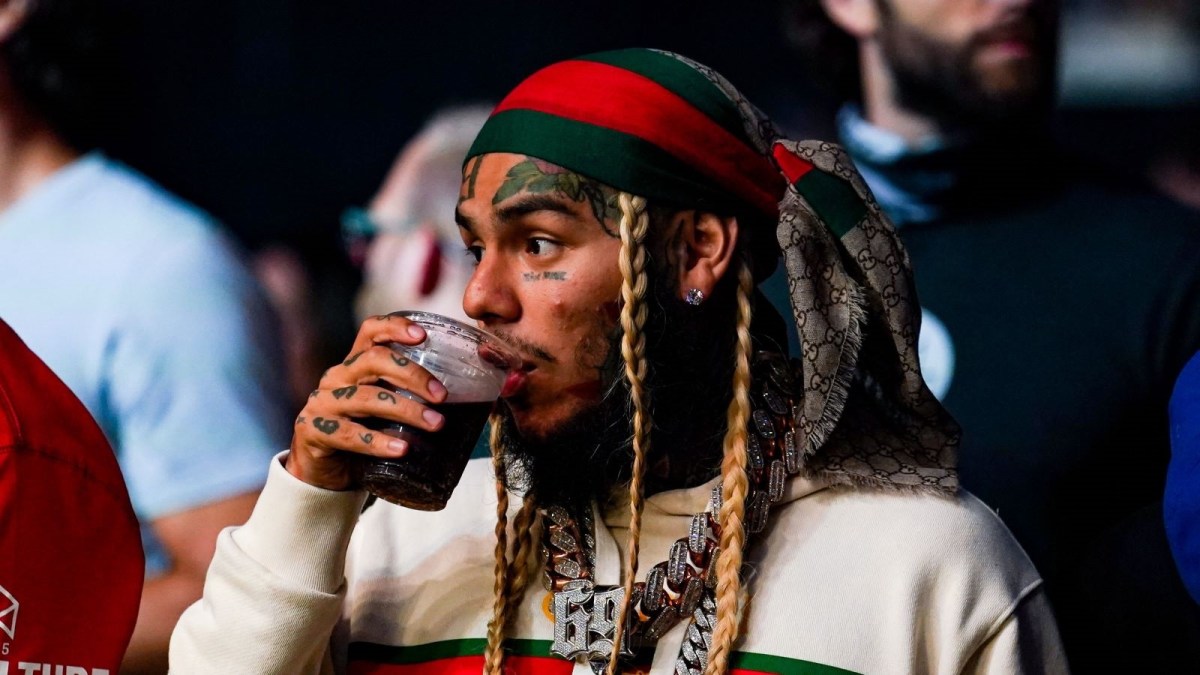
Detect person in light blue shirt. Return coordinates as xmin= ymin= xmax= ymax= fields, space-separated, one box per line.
xmin=0 ymin=1 xmax=289 ymax=671
xmin=0 ymin=157 xmax=291 ymax=669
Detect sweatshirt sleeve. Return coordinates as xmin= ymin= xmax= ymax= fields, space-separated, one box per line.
xmin=962 ymin=585 xmax=1070 ymax=675
xmin=169 ymin=453 xmax=369 ymax=675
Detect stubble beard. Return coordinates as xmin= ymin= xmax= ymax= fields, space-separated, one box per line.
xmin=877 ymin=1 xmax=1056 ymax=130
xmin=495 ymin=268 xmax=737 ymax=510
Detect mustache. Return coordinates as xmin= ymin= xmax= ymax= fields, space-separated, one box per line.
xmin=974 ymin=15 xmax=1042 ymax=47
xmin=489 ymin=329 xmax=557 ymax=364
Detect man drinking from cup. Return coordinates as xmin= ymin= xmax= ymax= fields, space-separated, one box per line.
xmin=170 ymin=49 xmax=1066 ymax=674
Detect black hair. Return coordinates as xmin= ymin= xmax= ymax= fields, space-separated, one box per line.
xmin=2 ymin=0 xmax=120 ymax=148
xmin=498 ymin=203 xmax=788 ymax=507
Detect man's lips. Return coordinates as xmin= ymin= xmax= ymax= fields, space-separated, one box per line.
xmin=982 ymin=38 xmax=1033 ymax=59
xmin=486 ymin=329 xmax=556 ymax=399
xmin=978 ymin=22 xmax=1038 ymax=58
xmin=500 ymin=368 xmax=530 ymax=398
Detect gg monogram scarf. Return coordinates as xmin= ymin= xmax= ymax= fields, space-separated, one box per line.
xmin=468 ymin=48 xmax=959 ymax=493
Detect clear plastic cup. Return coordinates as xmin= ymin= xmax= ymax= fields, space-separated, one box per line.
xmin=358 ymin=311 xmax=516 ymax=510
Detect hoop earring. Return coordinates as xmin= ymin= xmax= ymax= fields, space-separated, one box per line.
xmin=685 ymin=288 xmax=705 ymax=306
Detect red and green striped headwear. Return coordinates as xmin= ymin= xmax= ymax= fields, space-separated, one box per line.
xmin=468 ymin=48 xmax=959 ymax=491
xmin=468 ymin=48 xmax=785 ymax=226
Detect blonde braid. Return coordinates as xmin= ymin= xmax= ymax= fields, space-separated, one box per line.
xmin=484 ymin=416 xmax=511 ymax=675
xmin=605 ymin=192 xmax=652 ymax=675
xmin=503 ymin=495 xmax=541 ymax=622
xmin=704 ymin=257 xmax=755 ymax=675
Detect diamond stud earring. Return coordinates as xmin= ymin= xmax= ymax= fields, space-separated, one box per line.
xmin=685 ymin=288 xmax=705 ymax=306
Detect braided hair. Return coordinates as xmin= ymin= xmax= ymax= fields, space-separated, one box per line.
xmin=604 ymin=192 xmax=653 ymax=675
xmin=704 ymin=256 xmax=755 ymax=675
xmin=484 ymin=418 xmax=540 ymax=675
xmin=483 ymin=193 xmax=758 ymax=675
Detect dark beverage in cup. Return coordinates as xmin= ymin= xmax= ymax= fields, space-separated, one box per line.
xmin=357 ymin=312 xmax=516 ymax=510
xmin=359 ymin=400 xmax=493 ymax=509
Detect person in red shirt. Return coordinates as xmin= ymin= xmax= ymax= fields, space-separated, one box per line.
xmin=0 ymin=319 xmax=143 ymax=673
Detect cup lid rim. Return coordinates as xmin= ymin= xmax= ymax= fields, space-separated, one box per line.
xmin=393 ymin=310 xmax=518 ymax=363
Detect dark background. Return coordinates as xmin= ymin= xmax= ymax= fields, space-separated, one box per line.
xmin=102 ymin=2 xmax=830 ymax=253
xmin=91 ymin=1 xmax=1200 ymax=353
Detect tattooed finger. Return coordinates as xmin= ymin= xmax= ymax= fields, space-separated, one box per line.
xmin=313 ymin=417 xmax=340 ymax=435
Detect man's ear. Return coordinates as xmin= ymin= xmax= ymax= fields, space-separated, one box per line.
xmin=0 ymin=0 xmax=30 ymax=44
xmin=821 ymin=0 xmax=881 ymax=39
xmin=672 ymin=210 xmax=739 ymax=304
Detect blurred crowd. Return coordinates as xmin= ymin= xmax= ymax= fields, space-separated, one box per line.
xmin=1 ymin=1 xmax=1198 ymax=674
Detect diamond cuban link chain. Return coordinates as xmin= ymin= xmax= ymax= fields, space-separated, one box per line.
xmin=540 ymin=351 xmax=805 ymax=673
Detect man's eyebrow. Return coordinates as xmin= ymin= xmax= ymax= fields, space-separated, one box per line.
xmin=457 ymin=194 xmax=580 ymax=235
xmin=454 ymin=208 xmax=474 ymax=234
xmin=496 ymin=194 xmax=578 ymax=223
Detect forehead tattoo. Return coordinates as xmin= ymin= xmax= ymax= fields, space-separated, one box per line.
xmin=460 ymin=156 xmax=483 ymax=205
xmin=491 ymin=157 xmax=621 ymax=237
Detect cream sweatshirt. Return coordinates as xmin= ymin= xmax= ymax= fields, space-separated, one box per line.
xmin=170 ymin=453 xmax=1067 ymax=674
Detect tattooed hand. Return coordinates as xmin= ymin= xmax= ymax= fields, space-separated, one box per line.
xmin=286 ymin=314 xmax=449 ymax=491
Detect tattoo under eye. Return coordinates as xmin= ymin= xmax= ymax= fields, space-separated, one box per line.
xmin=332 ymin=385 xmax=358 ymax=399
xmin=523 ymin=271 xmax=568 ymax=282
xmin=313 ymin=417 xmax=339 ymax=435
